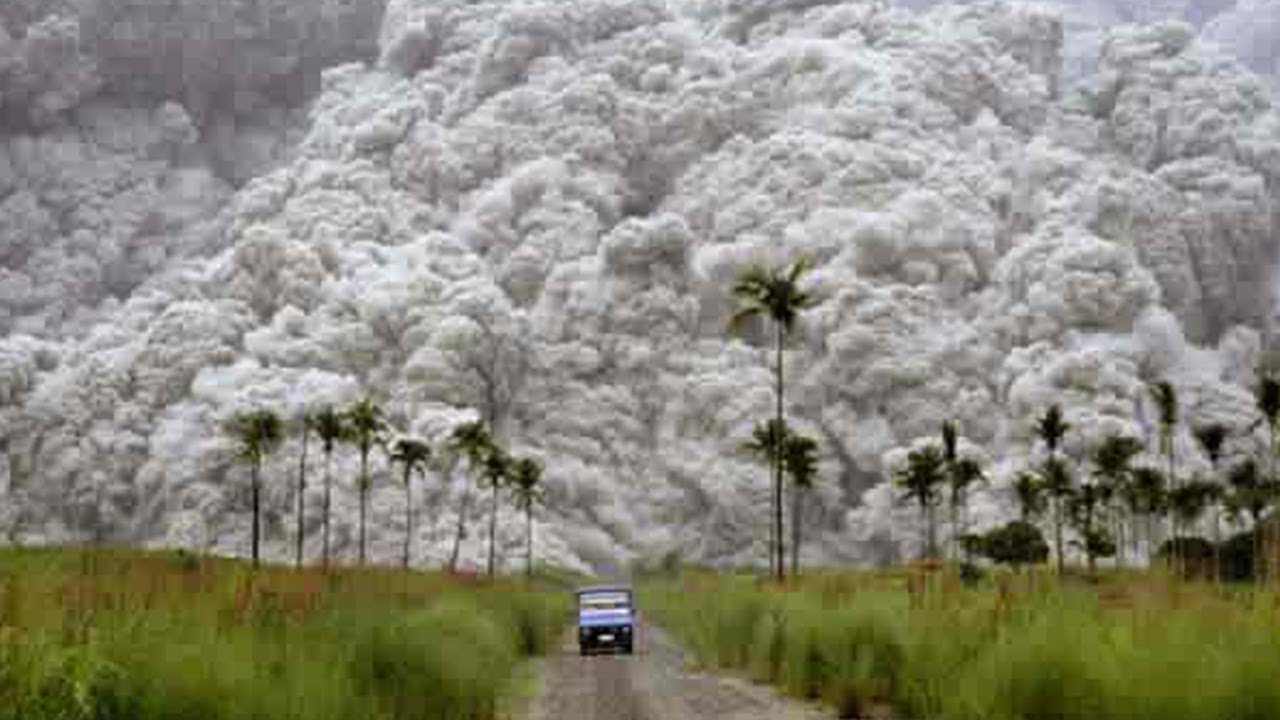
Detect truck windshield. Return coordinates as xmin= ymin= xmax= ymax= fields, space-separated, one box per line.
xmin=579 ymin=592 xmax=630 ymax=611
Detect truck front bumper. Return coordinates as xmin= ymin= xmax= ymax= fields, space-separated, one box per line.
xmin=579 ymin=624 xmax=633 ymax=655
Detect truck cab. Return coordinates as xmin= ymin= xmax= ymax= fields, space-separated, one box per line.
xmin=576 ymin=585 xmax=634 ymax=655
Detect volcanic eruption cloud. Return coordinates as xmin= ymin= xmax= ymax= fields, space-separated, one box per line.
xmin=3 ymin=0 xmax=1280 ymax=571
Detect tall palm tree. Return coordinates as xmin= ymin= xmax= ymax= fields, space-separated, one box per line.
xmin=1126 ymin=466 xmax=1167 ymax=564
xmin=744 ymin=418 xmax=789 ymax=573
xmin=1035 ymin=405 xmax=1071 ymax=573
xmin=781 ymin=431 xmax=819 ymax=576
xmin=1151 ymin=381 xmax=1180 ymax=564
xmin=482 ymin=443 xmax=512 ymax=577
xmin=1083 ymin=435 xmax=1143 ymax=574
xmin=448 ymin=421 xmax=493 ymax=573
xmin=510 ymin=457 xmax=544 ymax=578
xmin=1041 ymin=456 xmax=1075 ymax=575
xmin=730 ymin=257 xmax=814 ymax=581
xmin=389 ymin=438 xmax=432 ymax=569
xmin=1168 ymin=480 xmax=1214 ymax=575
xmin=948 ymin=457 xmax=985 ymax=562
xmin=1195 ymin=423 xmax=1230 ymax=580
xmin=294 ymin=412 xmax=313 ymax=569
xmin=228 ymin=409 xmax=283 ymax=568
xmin=311 ymin=406 xmax=347 ymax=569
xmin=895 ymin=444 xmax=947 ymax=561
xmin=940 ymin=420 xmax=958 ymax=559
xmin=1226 ymin=458 xmax=1279 ymax=582
xmin=1254 ymin=373 xmax=1280 ymax=582
xmin=1012 ymin=472 xmax=1047 ymax=523
xmin=345 ymin=398 xmax=387 ymax=565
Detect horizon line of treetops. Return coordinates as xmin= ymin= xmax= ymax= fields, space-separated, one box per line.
xmin=213 ymin=256 xmax=1273 ymax=581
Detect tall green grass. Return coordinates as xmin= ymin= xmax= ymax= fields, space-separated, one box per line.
xmin=643 ymin=572 xmax=1280 ymax=720
xmin=0 ymin=547 xmax=571 ymax=720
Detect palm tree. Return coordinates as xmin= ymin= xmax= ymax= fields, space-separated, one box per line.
xmin=228 ymin=409 xmax=284 ymax=568
xmin=782 ymin=431 xmax=819 ymax=576
xmin=345 ymin=398 xmax=388 ymax=565
xmin=1035 ymin=405 xmax=1071 ymax=573
xmin=1012 ymin=472 xmax=1047 ymax=523
xmin=294 ymin=412 xmax=313 ymax=569
xmin=1195 ymin=423 xmax=1230 ymax=579
xmin=311 ymin=406 xmax=347 ymax=569
xmin=1254 ymin=373 xmax=1280 ymax=582
xmin=1035 ymin=405 xmax=1070 ymax=458
xmin=1069 ymin=482 xmax=1114 ymax=576
xmin=744 ymin=418 xmax=789 ymax=572
xmin=482 ymin=443 xmax=512 ymax=577
xmin=389 ymin=438 xmax=432 ymax=569
xmin=948 ymin=457 xmax=985 ymax=562
xmin=449 ymin=421 xmax=493 ymax=573
xmin=895 ymin=444 xmax=947 ymax=560
xmin=510 ymin=457 xmax=544 ymax=578
xmin=1168 ymin=480 xmax=1214 ymax=575
xmin=1151 ymin=381 xmax=1180 ymax=564
xmin=1041 ymin=456 xmax=1075 ymax=574
xmin=940 ymin=421 xmax=958 ymax=558
xmin=1126 ymin=466 xmax=1167 ymax=564
xmin=1082 ymin=435 xmax=1143 ymax=574
xmin=730 ymin=257 xmax=814 ymax=581
xmin=1226 ymin=458 xmax=1279 ymax=581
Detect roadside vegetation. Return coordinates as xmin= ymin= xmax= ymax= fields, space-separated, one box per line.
xmin=643 ymin=571 xmax=1280 ymax=720
xmin=0 ymin=546 xmax=570 ymax=720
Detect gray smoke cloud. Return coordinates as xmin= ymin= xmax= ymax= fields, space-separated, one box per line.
xmin=3 ymin=0 xmax=1280 ymax=572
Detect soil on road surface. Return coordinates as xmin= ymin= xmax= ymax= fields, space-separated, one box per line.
xmin=524 ymin=621 xmax=832 ymax=720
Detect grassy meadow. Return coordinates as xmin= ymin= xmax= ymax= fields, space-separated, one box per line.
xmin=0 ymin=547 xmax=571 ymax=720
xmin=642 ymin=569 xmax=1280 ymax=720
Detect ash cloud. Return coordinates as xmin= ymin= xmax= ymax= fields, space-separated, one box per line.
xmin=3 ymin=0 xmax=1280 ymax=572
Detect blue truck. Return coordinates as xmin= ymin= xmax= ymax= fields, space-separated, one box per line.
xmin=576 ymin=585 xmax=634 ymax=655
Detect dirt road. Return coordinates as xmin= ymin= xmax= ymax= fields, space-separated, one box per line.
xmin=524 ymin=621 xmax=832 ymax=720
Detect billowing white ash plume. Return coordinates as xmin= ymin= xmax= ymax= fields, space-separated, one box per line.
xmin=3 ymin=0 xmax=1280 ymax=572
xmin=0 ymin=0 xmax=390 ymax=339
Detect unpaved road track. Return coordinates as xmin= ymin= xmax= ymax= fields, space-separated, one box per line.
xmin=524 ymin=622 xmax=832 ymax=720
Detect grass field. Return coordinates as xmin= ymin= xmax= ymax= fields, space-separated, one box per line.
xmin=642 ymin=569 xmax=1280 ymax=720
xmin=0 ymin=547 xmax=572 ymax=720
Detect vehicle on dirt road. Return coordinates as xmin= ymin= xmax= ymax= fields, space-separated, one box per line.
xmin=577 ymin=585 xmax=634 ymax=655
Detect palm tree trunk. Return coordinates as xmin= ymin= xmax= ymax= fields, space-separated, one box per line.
xmin=322 ymin=449 xmax=332 ymax=569
xmin=449 ymin=481 xmax=471 ymax=573
xmin=1114 ymin=503 xmax=1125 ymax=570
xmin=927 ymin=501 xmax=938 ymax=560
xmin=359 ymin=449 xmax=369 ymax=565
xmin=1054 ymin=497 xmax=1065 ymax=575
xmin=919 ymin=499 xmax=930 ymax=560
xmin=1212 ymin=503 xmax=1222 ymax=586
xmin=488 ymin=480 xmax=499 ymax=576
xmin=950 ymin=500 xmax=959 ymax=562
xmin=775 ymin=321 xmax=785 ymax=582
xmin=251 ymin=460 xmax=261 ymax=569
xmin=1269 ymin=424 xmax=1278 ymax=585
xmin=790 ymin=483 xmax=801 ymax=576
xmin=295 ymin=428 xmax=309 ymax=569
xmin=526 ymin=503 xmax=534 ymax=578
xmin=403 ymin=464 xmax=413 ymax=570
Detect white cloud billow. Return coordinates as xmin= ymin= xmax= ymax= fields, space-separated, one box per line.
xmin=3 ymin=0 xmax=1280 ymax=570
